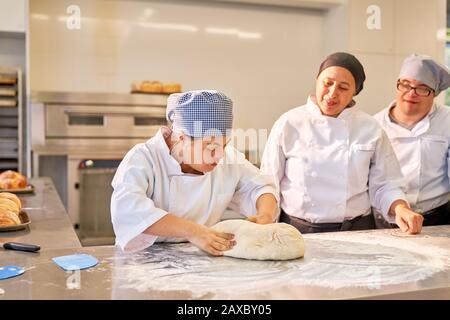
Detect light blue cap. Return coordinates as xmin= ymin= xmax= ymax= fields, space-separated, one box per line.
xmin=166 ymin=90 xmax=233 ymax=138
xmin=399 ymin=54 xmax=450 ymax=96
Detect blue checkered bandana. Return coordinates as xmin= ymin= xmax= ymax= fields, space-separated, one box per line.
xmin=166 ymin=90 xmax=233 ymax=138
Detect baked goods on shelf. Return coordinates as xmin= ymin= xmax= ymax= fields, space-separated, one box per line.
xmin=0 ymin=99 xmax=17 ymax=107
xmin=0 ymin=74 xmax=17 ymax=85
xmin=131 ymin=81 xmax=182 ymax=94
xmin=162 ymin=83 xmax=182 ymax=94
xmin=0 ymin=192 xmax=22 ymax=226
xmin=131 ymin=80 xmax=163 ymax=93
xmin=0 ymin=88 xmax=16 ymax=96
xmin=0 ymin=170 xmax=27 ymax=189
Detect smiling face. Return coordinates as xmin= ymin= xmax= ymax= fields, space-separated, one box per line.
xmin=395 ymin=78 xmax=435 ymax=117
xmin=315 ymin=66 xmax=357 ymax=117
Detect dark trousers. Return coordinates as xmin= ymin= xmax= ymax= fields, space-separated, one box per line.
xmin=422 ymin=201 xmax=450 ymax=226
xmin=279 ymin=209 xmax=376 ymax=234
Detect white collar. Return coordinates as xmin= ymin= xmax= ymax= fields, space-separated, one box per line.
xmin=305 ymin=95 xmax=356 ymax=120
xmin=384 ymin=100 xmax=436 ymax=137
xmin=153 ymin=127 xmax=185 ymax=176
xmin=153 ymin=127 xmax=212 ymax=177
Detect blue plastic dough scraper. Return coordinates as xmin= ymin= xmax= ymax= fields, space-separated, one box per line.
xmin=52 ymin=254 xmax=98 ymax=271
xmin=0 ymin=266 xmax=25 ymax=280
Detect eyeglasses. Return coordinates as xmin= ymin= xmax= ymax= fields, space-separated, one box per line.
xmin=396 ymin=81 xmax=434 ymax=97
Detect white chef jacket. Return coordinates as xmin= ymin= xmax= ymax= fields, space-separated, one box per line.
xmin=374 ymin=102 xmax=450 ymax=213
xmin=111 ymin=127 xmax=277 ymax=252
xmin=260 ymin=96 xmax=407 ymax=224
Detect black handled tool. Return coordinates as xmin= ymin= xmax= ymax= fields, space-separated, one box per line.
xmin=3 ymin=242 xmax=41 ymax=253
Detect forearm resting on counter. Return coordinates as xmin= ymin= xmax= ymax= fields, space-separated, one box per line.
xmin=143 ymin=214 xmax=201 ymax=239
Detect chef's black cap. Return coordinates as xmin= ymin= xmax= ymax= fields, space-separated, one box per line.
xmin=317 ymin=52 xmax=366 ymax=95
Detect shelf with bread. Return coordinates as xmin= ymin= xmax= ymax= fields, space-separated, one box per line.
xmin=0 ymin=170 xmax=34 ymax=193
xmin=0 ymin=88 xmax=16 ymax=96
xmin=0 ymin=69 xmax=18 ymax=108
xmin=131 ymin=80 xmax=182 ymax=94
xmin=0 ymin=191 xmax=31 ymax=231
xmin=0 ymin=66 xmax=22 ymax=172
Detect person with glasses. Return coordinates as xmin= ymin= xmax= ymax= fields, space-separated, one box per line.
xmin=374 ymin=54 xmax=450 ymax=227
xmin=111 ymin=90 xmax=278 ymax=254
xmin=261 ymin=52 xmax=423 ymax=235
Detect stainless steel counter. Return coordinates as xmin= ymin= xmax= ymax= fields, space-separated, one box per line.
xmin=1 ymin=178 xmax=449 ymax=299
xmin=0 ymin=177 xmax=81 ymax=250
xmin=1 ymin=224 xmax=449 ymax=299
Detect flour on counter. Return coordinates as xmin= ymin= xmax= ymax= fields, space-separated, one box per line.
xmin=112 ymin=228 xmax=450 ymax=299
xmin=304 ymin=228 xmax=450 ymax=269
xmin=0 ymin=288 xmax=4 ymax=295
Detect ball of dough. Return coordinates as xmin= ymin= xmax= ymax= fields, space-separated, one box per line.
xmin=211 ymin=219 xmax=305 ymax=260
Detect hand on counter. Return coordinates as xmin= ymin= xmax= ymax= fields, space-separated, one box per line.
xmin=186 ymin=224 xmax=236 ymax=257
xmin=390 ymin=200 xmax=424 ymax=234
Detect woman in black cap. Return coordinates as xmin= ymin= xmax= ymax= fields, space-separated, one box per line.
xmin=261 ymin=52 xmax=424 ymax=234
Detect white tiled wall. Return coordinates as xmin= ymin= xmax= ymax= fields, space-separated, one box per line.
xmin=29 ymin=0 xmax=447 ymax=130
xmin=348 ymin=0 xmax=395 ymax=55
xmin=29 ymin=0 xmax=325 ymax=132
xmin=343 ymin=0 xmax=447 ymax=113
xmin=355 ymin=53 xmax=397 ymax=113
xmin=393 ymin=0 xmax=444 ymax=57
xmin=0 ymin=0 xmax=25 ymax=33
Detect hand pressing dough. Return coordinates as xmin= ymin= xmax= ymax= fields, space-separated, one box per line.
xmin=212 ymin=219 xmax=305 ymax=260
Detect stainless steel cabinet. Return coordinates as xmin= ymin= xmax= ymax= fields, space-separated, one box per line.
xmin=78 ymin=161 xmax=120 ymax=246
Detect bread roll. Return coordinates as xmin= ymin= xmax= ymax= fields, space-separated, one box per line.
xmin=132 ymin=81 xmax=164 ymax=93
xmin=0 ymin=198 xmax=20 ymax=214
xmin=0 ymin=210 xmax=21 ymax=226
xmin=0 ymin=192 xmax=21 ymax=210
xmin=0 ymin=75 xmax=17 ymax=85
xmin=141 ymin=81 xmax=163 ymax=93
xmin=162 ymin=83 xmax=182 ymax=94
xmin=0 ymin=178 xmax=26 ymax=189
xmin=0 ymin=170 xmax=27 ymax=189
xmin=0 ymin=170 xmax=18 ymax=179
xmin=0 ymin=179 xmax=12 ymax=189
